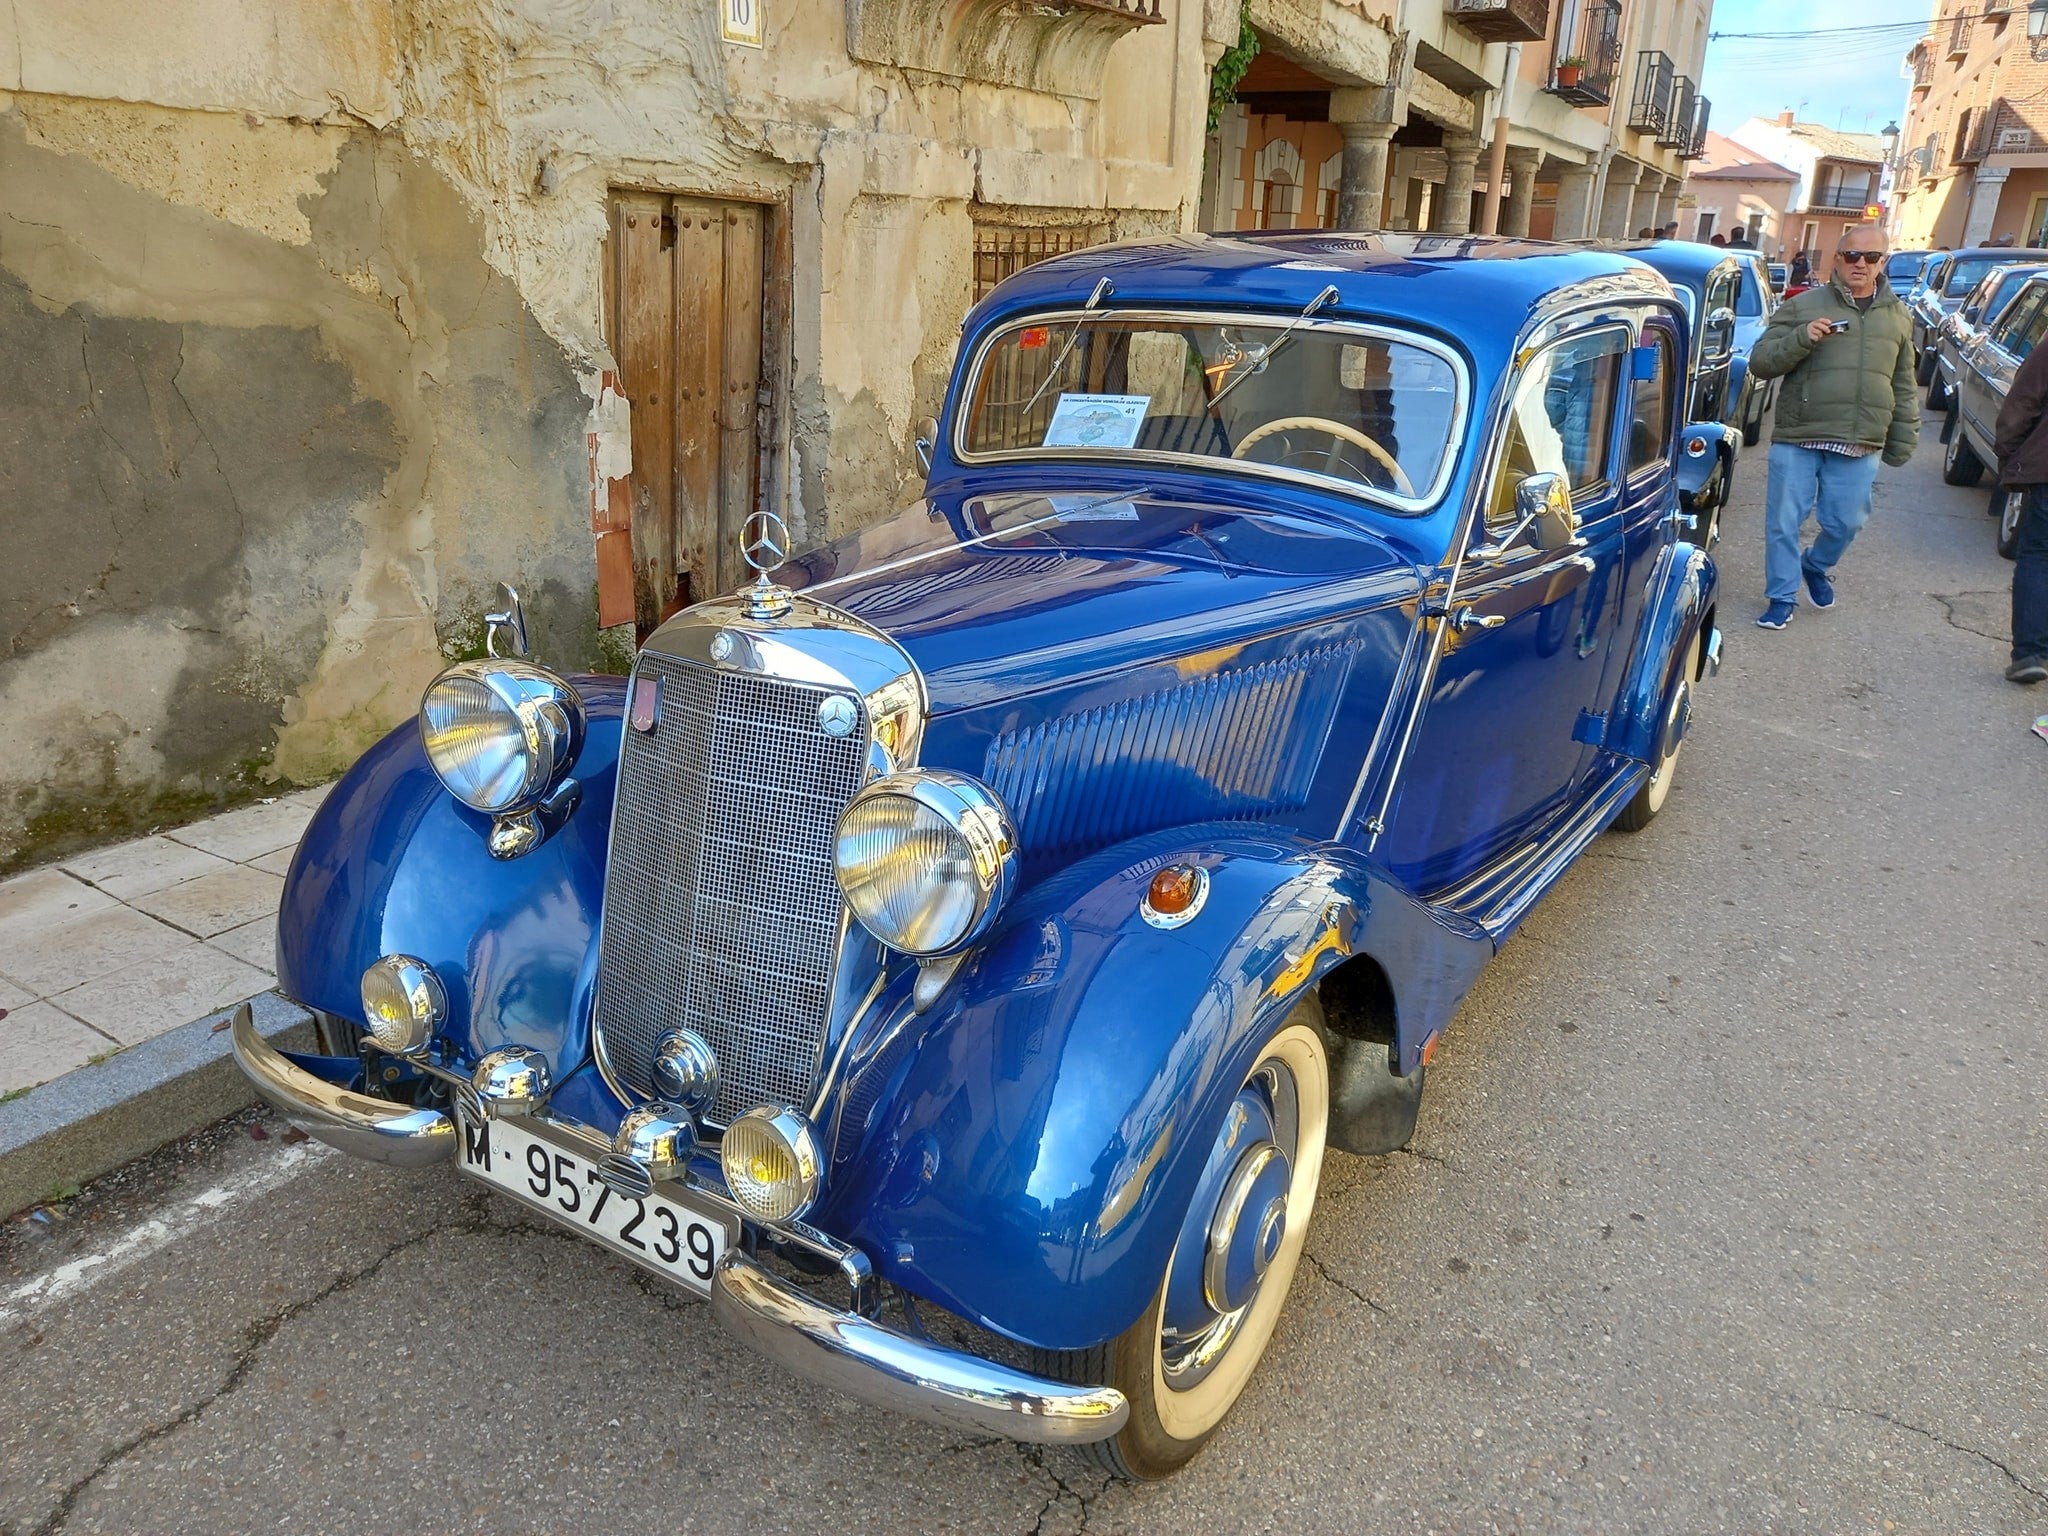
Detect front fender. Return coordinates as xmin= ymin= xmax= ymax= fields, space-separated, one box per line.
xmin=275 ymin=676 xmax=622 ymax=1085
xmin=816 ymin=826 xmax=1487 ymax=1351
xmin=1678 ymin=420 xmax=1736 ymax=511
xmin=1610 ymin=543 xmax=1715 ymax=764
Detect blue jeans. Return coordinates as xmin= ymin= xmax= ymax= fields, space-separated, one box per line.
xmin=1763 ymin=442 xmax=1884 ymax=604
xmin=2017 ymin=485 xmax=2048 ymax=663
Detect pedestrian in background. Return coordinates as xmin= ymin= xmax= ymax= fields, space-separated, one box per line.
xmin=1789 ymin=250 xmax=1811 ymax=287
xmin=1744 ymin=224 xmax=1918 ymax=629
xmin=1991 ymin=339 xmax=2048 ymax=683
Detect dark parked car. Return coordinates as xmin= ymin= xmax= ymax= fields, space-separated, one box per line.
xmin=1928 ymin=262 xmax=2048 ymax=412
xmin=1941 ymin=270 xmax=2048 ymax=559
xmin=1887 ymin=249 xmax=1935 ymax=296
xmin=1585 ymin=240 xmax=1750 ymax=536
xmin=233 ymin=234 xmax=1723 ymax=1480
xmin=1914 ymin=246 xmax=2048 ymax=384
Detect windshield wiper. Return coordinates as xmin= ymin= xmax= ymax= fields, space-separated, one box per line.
xmin=1021 ymin=277 xmax=1115 ymax=417
xmin=1208 ymin=284 xmax=1340 ymax=412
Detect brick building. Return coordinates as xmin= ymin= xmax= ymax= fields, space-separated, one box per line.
xmin=1893 ymin=1 xmax=2048 ymax=249
xmin=1727 ymin=114 xmax=1887 ymax=263
xmin=1688 ymin=130 xmax=1798 ymax=250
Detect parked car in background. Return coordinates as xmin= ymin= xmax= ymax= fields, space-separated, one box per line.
xmin=1914 ymin=246 xmax=2048 ymax=384
xmin=1768 ymin=262 xmax=1789 ymax=296
xmin=1928 ymin=262 xmax=2048 ymax=412
xmin=233 ymin=233 xmax=1723 ymax=1481
xmin=1940 ymin=269 xmax=2048 ymax=559
xmin=1585 ymin=239 xmax=1748 ymax=536
xmin=1887 ymin=249 xmax=1935 ymax=298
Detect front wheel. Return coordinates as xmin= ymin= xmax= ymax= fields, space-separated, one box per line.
xmin=1943 ymin=410 xmax=1985 ymax=486
xmin=1045 ymin=1005 xmax=1330 ymax=1480
xmin=1615 ymin=632 xmax=1701 ymax=833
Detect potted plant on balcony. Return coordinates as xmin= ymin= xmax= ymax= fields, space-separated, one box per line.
xmin=1555 ymin=55 xmax=1587 ymax=88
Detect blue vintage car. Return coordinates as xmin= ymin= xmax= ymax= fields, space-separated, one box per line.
xmin=233 ymin=233 xmax=1722 ymax=1480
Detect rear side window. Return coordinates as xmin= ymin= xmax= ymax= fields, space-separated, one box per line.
xmin=1627 ymin=329 xmax=1677 ymax=476
xmin=1994 ymin=286 xmax=2046 ymax=353
xmin=2012 ymin=291 xmax=2048 ymax=361
xmin=1735 ymin=263 xmax=1766 ymax=317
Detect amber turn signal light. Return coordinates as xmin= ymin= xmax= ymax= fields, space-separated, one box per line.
xmin=1148 ymin=866 xmax=1200 ymax=915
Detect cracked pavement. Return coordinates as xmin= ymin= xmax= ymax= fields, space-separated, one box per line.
xmin=3 ymin=416 xmax=2044 ymax=1532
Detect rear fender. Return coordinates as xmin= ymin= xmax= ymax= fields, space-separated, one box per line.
xmin=275 ymin=677 xmax=622 ymax=1085
xmin=1609 ymin=543 xmax=1714 ymax=765
xmin=816 ymin=825 xmax=1488 ymax=1350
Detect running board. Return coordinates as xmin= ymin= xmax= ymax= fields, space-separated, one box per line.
xmin=1428 ymin=762 xmax=1649 ymax=942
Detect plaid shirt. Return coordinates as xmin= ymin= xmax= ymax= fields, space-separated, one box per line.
xmin=1799 ymin=440 xmax=1876 ymax=458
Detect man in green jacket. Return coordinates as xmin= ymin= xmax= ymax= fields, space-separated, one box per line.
xmin=1743 ymin=224 xmax=1919 ymax=628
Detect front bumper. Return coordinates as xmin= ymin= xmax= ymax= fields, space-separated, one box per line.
xmin=230 ymin=1000 xmax=1128 ymax=1446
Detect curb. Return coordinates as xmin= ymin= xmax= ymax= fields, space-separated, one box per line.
xmin=0 ymin=990 xmax=312 ymax=1219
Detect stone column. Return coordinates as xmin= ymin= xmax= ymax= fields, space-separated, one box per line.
xmin=1334 ymin=120 xmax=1398 ymax=231
xmin=1599 ymin=158 xmax=1643 ymax=238
xmin=1434 ymin=135 xmax=1482 ymax=235
xmin=1961 ymin=166 xmax=2010 ymax=247
xmin=1629 ymin=173 xmax=1665 ymax=238
xmin=1654 ymin=179 xmax=1680 ymax=233
xmin=1504 ymin=146 xmax=1543 ymax=237
xmin=1553 ymin=161 xmax=1598 ymax=241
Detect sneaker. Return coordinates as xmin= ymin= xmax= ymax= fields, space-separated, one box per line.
xmin=1755 ymin=600 xmax=1796 ymax=630
xmin=2006 ymin=655 xmax=2048 ymax=684
xmin=1800 ymin=556 xmax=1836 ymax=610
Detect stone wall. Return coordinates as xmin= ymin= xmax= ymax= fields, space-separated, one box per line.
xmin=0 ymin=0 xmax=1213 ymax=872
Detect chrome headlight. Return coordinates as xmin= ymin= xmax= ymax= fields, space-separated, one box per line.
xmin=418 ymin=661 xmax=583 ymax=813
xmin=720 ymin=1106 xmax=821 ymax=1223
xmin=359 ymin=955 xmax=445 ymax=1055
xmin=834 ymin=770 xmax=1018 ymax=956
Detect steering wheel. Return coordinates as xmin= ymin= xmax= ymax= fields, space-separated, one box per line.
xmin=1231 ymin=416 xmax=1415 ymax=495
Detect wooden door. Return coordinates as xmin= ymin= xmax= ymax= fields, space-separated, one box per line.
xmin=605 ymin=193 xmax=765 ymax=630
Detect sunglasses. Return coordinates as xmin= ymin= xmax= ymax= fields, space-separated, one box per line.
xmin=1838 ymin=251 xmax=1886 ymax=265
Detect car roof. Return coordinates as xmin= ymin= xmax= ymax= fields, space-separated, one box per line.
xmin=968 ymin=232 xmax=1673 ymax=340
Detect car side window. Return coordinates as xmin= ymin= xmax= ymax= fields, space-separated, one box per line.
xmin=1994 ymin=287 xmax=2045 ymax=354
xmin=1734 ymin=263 xmax=1764 ymax=318
xmin=2010 ymin=291 xmax=2048 ymax=361
xmin=1484 ymin=327 xmax=1627 ymax=529
xmin=1627 ymin=327 xmax=1677 ymax=477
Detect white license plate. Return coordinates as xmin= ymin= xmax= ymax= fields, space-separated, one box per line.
xmin=455 ymin=1110 xmax=732 ymax=1295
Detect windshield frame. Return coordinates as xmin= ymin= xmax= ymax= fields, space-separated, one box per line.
xmin=950 ymin=306 xmax=1472 ymax=516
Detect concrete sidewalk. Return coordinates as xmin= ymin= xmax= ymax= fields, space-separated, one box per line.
xmin=0 ymin=791 xmax=327 ymax=1214
xmin=0 ymin=788 xmax=327 ymax=1096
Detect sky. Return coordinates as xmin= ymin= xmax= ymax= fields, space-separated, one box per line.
xmin=1699 ymin=0 xmax=1932 ymax=140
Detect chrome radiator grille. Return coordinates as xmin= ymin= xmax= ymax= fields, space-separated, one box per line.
xmin=596 ymin=651 xmax=869 ymax=1125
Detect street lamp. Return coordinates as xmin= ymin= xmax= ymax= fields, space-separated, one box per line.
xmin=2030 ymin=0 xmax=2048 ymax=61
xmin=1880 ymin=121 xmax=1900 ymax=163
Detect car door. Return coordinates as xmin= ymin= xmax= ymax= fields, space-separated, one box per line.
xmin=1376 ymin=323 xmax=1632 ymax=894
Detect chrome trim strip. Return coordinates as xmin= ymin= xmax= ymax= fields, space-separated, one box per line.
xmin=1430 ymin=759 xmax=1648 ymax=936
xmin=949 ymin=306 xmax=1472 ymax=515
xmin=711 ymin=1252 xmax=1130 ymax=1445
xmin=229 ymin=1003 xmax=454 ymax=1167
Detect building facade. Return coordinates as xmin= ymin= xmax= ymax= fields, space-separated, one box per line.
xmin=1204 ymin=0 xmax=1714 ymax=244
xmin=1687 ymin=130 xmax=1798 ymax=250
xmin=1726 ymin=113 xmax=1887 ymax=263
xmin=0 ymin=0 xmax=1231 ymax=871
xmin=1893 ymin=1 xmax=2048 ymax=250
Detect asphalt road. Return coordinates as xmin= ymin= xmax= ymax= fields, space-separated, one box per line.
xmin=4 ymin=413 xmax=2044 ymax=1536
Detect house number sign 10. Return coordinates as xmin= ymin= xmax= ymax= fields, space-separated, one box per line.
xmin=722 ymin=0 xmax=762 ymax=46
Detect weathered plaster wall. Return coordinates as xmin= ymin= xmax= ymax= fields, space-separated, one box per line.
xmin=0 ymin=104 xmax=594 ymax=870
xmin=0 ymin=0 xmax=1212 ymax=871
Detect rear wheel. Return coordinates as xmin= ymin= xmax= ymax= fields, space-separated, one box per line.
xmin=1043 ymin=1005 xmax=1329 ymax=1481
xmin=1943 ymin=410 xmax=1985 ymax=486
xmin=1997 ymin=487 xmax=2026 ymax=560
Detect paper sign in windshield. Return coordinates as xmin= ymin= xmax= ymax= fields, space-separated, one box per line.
xmin=1048 ymin=494 xmax=1139 ymax=522
xmin=1043 ymin=394 xmax=1149 ymax=449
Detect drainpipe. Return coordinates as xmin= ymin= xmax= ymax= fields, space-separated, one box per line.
xmin=1479 ymin=43 xmax=1521 ymax=235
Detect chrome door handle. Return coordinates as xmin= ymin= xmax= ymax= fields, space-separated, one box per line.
xmin=1451 ymin=607 xmax=1505 ymax=631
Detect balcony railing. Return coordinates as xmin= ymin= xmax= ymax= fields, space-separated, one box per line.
xmin=1808 ymin=188 xmax=1876 ymax=213
xmin=1547 ymin=0 xmax=1623 ymax=106
xmin=1948 ymin=12 xmax=1972 ymax=56
xmin=1448 ymin=0 xmax=1550 ymax=42
xmin=1684 ymin=95 xmax=1711 ymax=159
xmin=1628 ymin=50 xmax=1675 ymax=135
xmin=1659 ymin=75 xmax=1697 ymax=149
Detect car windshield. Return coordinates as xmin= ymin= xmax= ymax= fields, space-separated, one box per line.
xmin=957 ymin=314 xmax=1462 ymax=510
xmin=1886 ymin=252 xmax=1926 ymax=284
xmin=1946 ymin=255 xmax=2006 ymax=295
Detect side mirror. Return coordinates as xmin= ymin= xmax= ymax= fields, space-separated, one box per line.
xmin=912 ymin=415 xmax=939 ymax=476
xmin=1519 ymin=471 xmax=1580 ymax=551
